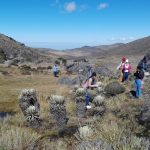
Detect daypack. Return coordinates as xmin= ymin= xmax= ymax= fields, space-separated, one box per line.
xmin=134 ymin=70 xmax=144 ymax=80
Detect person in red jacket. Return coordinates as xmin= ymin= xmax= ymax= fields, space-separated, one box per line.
xmin=122 ymin=59 xmax=131 ymax=82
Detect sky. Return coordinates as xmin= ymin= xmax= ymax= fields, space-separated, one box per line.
xmin=0 ymin=0 xmax=150 ymax=50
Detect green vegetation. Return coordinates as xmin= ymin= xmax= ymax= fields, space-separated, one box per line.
xmin=0 ymin=66 xmax=150 ymax=150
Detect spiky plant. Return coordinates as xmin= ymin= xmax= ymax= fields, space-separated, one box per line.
xmin=75 ymin=88 xmax=86 ymax=118
xmin=73 ymin=84 xmax=80 ymax=93
xmin=75 ymin=125 xmax=94 ymax=141
xmin=97 ymin=86 xmax=104 ymax=94
xmin=93 ymin=95 xmax=106 ymax=117
xmin=48 ymin=95 xmax=68 ymax=130
xmin=18 ymin=89 xmax=40 ymax=128
xmin=96 ymin=81 xmax=102 ymax=87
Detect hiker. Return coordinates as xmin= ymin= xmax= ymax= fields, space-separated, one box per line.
xmin=122 ymin=59 xmax=132 ymax=82
xmin=82 ymin=72 xmax=98 ymax=109
xmin=143 ymin=56 xmax=148 ymax=71
xmin=117 ymin=57 xmax=126 ymax=82
xmin=134 ymin=66 xmax=144 ymax=98
xmin=138 ymin=56 xmax=148 ymax=71
xmin=53 ymin=64 xmax=59 ymax=77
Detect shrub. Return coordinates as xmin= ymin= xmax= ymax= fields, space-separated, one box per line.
xmin=47 ymin=66 xmax=52 ymax=70
xmin=48 ymin=95 xmax=68 ymax=130
xmin=93 ymin=95 xmax=106 ymax=117
xmin=104 ymin=81 xmax=125 ymax=96
xmin=19 ymin=65 xmax=32 ymax=75
xmin=18 ymin=89 xmax=41 ymax=128
xmin=75 ymin=88 xmax=86 ymax=118
xmin=75 ymin=125 xmax=94 ymax=140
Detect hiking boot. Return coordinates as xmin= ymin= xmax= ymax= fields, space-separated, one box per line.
xmin=86 ymin=105 xmax=92 ymax=109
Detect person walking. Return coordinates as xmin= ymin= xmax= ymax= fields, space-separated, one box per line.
xmin=134 ymin=66 xmax=144 ymax=98
xmin=82 ymin=72 xmax=98 ymax=109
xmin=53 ymin=64 xmax=59 ymax=77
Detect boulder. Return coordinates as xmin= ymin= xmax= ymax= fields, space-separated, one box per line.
xmin=94 ymin=66 xmax=114 ymax=77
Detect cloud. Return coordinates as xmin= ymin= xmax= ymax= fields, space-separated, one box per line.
xmin=97 ymin=3 xmax=109 ymax=10
xmin=64 ymin=2 xmax=76 ymax=13
xmin=107 ymin=37 xmax=136 ymax=43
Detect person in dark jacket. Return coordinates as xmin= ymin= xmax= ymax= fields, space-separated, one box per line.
xmin=134 ymin=66 xmax=144 ymax=98
xmin=138 ymin=56 xmax=148 ymax=71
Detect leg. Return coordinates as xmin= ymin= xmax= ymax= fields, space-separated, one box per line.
xmin=124 ymin=72 xmax=129 ymax=81
xmin=135 ymin=80 xmax=138 ymax=98
xmin=54 ymin=71 xmax=57 ymax=77
xmin=122 ymin=72 xmax=125 ymax=82
xmin=85 ymin=94 xmax=90 ymax=106
xmin=137 ymin=79 xmax=142 ymax=97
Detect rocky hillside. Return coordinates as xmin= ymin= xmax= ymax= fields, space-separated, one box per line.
xmin=0 ymin=33 xmax=53 ymax=64
xmin=108 ymin=36 xmax=150 ymax=56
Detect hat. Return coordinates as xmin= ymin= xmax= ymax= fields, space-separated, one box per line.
xmin=125 ymin=59 xmax=129 ymax=63
xmin=122 ymin=57 xmax=126 ymax=62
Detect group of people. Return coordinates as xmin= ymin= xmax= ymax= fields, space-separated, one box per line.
xmin=117 ymin=56 xmax=147 ymax=98
xmin=52 ymin=56 xmax=148 ymax=109
xmin=81 ymin=56 xmax=148 ymax=109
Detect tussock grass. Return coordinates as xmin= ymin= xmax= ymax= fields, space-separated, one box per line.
xmin=0 ymin=66 xmax=149 ymax=150
xmin=0 ymin=124 xmax=40 ymax=150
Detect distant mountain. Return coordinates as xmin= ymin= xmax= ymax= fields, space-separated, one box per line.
xmin=57 ymin=43 xmax=125 ymax=58
xmin=0 ymin=33 xmax=54 ymax=63
xmin=54 ymin=36 xmax=150 ymax=58
xmin=107 ymin=36 xmax=150 ymax=56
xmin=1 ymin=33 xmax=150 ymax=63
xmin=95 ymin=43 xmax=125 ymax=50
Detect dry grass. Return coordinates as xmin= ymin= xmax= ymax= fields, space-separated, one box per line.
xmin=0 ymin=67 xmax=70 ymax=112
xmin=0 ymin=64 xmax=149 ymax=150
xmin=0 ymin=123 xmax=40 ymax=150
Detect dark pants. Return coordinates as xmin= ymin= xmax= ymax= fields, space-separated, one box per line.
xmin=85 ymin=90 xmax=91 ymax=106
xmin=123 ymin=72 xmax=129 ymax=82
xmin=53 ymin=71 xmax=58 ymax=77
xmin=85 ymin=94 xmax=90 ymax=106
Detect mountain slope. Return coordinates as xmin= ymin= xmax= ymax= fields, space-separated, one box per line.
xmin=0 ymin=33 xmax=53 ymax=63
xmin=105 ymin=36 xmax=150 ymax=56
xmin=58 ymin=36 xmax=150 ymax=57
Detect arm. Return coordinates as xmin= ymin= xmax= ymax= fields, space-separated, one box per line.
xmin=129 ymin=64 xmax=132 ymax=73
xmin=88 ymin=78 xmax=98 ymax=88
xmin=116 ymin=62 xmax=122 ymax=70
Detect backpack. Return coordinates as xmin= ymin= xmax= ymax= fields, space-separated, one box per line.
xmin=134 ymin=70 xmax=144 ymax=79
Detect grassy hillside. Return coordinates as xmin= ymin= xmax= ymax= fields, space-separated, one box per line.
xmin=0 ymin=59 xmax=150 ymax=149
